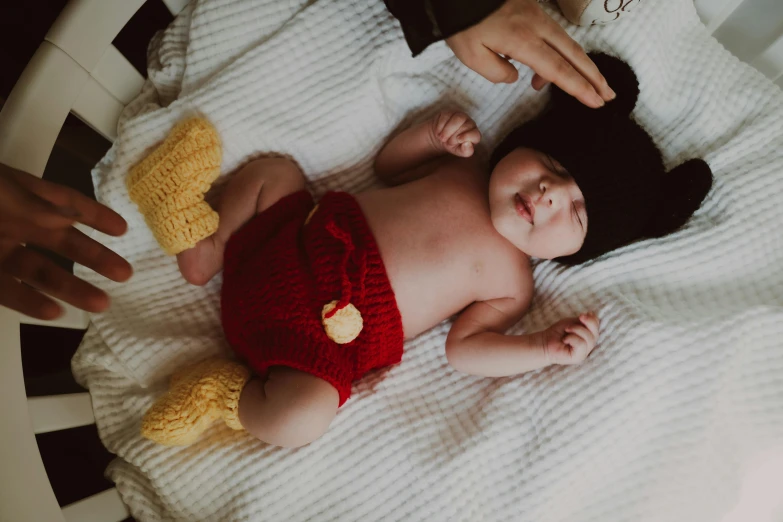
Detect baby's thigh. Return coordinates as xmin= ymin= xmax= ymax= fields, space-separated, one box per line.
xmin=239 ymin=366 xmax=339 ymax=448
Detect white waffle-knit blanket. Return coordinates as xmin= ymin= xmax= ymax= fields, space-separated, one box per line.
xmin=72 ymin=0 xmax=783 ymax=520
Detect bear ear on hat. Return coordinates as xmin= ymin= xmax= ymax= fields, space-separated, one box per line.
xmin=643 ymin=159 xmax=713 ymax=238
xmin=550 ymin=52 xmax=639 ymax=117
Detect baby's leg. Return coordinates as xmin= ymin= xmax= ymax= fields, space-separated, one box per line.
xmin=238 ymin=367 xmax=339 ymax=448
xmin=178 ymin=158 xmax=305 ymax=285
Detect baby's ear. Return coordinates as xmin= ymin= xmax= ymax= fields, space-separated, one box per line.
xmin=550 ymin=52 xmax=639 ymax=117
xmin=643 ymin=159 xmax=713 ymax=238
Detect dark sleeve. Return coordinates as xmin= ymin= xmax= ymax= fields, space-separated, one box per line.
xmin=383 ymin=0 xmax=506 ymax=56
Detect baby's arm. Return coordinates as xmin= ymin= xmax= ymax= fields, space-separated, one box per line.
xmin=446 ymin=294 xmax=600 ymax=376
xmin=177 ymin=157 xmax=305 ymax=285
xmin=374 ymin=111 xmax=481 ymax=186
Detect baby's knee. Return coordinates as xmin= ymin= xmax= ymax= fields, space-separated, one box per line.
xmin=239 ymin=372 xmax=339 ymax=448
xmin=264 ymin=404 xmax=333 ymax=448
xmin=241 ymin=156 xmax=303 ymax=182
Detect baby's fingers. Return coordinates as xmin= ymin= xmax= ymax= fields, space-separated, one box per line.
xmin=439 ymin=113 xmax=468 ymax=140
xmin=564 ymin=323 xmax=595 ymax=347
xmin=433 ymin=113 xmax=448 ymax=137
xmin=456 ymin=127 xmax=481 ymax=145
xmin=579 ymin=312 xmax=600 ymax=338
xmin=456 ymin=141 xmax=474 ymax=158
xmin=562 ymin=334 xmax=589 ymax=362
xmin=562 ymin=333 xmax=586 ymax=348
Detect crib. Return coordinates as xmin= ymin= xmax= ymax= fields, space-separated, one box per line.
xmin=0 ymin=0 xmax=781 ymax=520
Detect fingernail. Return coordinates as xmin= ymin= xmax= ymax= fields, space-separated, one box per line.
xmin=607 ymin=87 xmax=617 ymax=100
xmin=592 ymin=93 xmax=605 ymax=108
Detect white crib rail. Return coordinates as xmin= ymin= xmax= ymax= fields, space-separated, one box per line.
xmin=0 ymin=319 xmax=117 ymax=519
xmin=28 ymin=393 xmax=96 ymax=434
xmin=0 ymin=0 xmax=192 ymax=520
xmin=695 ymin=0 xmax=783 ymax=85
xmin=694 ymin=0 xmax=746 ymax=32
xmin=62 ymin=488 xmax=130 ymax=522
xmin=0 ymin=307 xmax=65 ymax=522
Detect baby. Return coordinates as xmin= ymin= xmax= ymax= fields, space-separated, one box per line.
xmin=138 ymin=54 xmax=712 ymax=448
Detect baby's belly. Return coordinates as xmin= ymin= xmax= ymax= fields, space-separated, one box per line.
xmin=357 ymin=194 xmax=486 ymax=338
xmin=383 ymin=259 xmax=478 ymax=338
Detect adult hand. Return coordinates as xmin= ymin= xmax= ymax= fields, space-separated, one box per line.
xmin=445 ymin=0 xmax=616 ymax=108
xmin=0 ymin=163 xmax=132 ymax=320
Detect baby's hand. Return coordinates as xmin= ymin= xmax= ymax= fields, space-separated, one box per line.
xmin=431 ymin=111 xmax=481 ymax=158
xmin=540 ymin=312 xmax=600 ymax=366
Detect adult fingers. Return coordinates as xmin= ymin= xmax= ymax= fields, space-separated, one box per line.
xmin=0 ymin=272 xmax=63 ymax=320
xmin=508 ymin=38 xmax=604 ymax=108
xmin=27 ymin=226 xmax=133 ymax=283
xmin=0 ymin=170 xmax=76 ymax=231
xmin=13 ymin=172 xmax=128 ymax=237
xmin=2 ymin=247 xmax=110 ymax=313
xmin=531 ymin=73 xmax=549 ymax=91
xmin=451 ymin=40 xmax=519 ymax=84
xmin=543 ymin=23 xmax=615 ymax=101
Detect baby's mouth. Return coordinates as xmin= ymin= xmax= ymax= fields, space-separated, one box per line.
xmin=515 ymin=193 xmax=535 ymax=224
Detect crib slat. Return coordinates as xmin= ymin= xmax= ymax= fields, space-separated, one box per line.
xmin=93 ymin=45 xmax=145 ymax=105
xmin=46 ymin=0 xmax=146 ymax=73
xmin=62 ymin=488 xmax=129 ymax=522
xmin=28 ymin=393 xmax=96 ymax=434
xmin=0 ymin=308 xmax=66 ymax=522
xmin=71 ymin=76 xmax=125 ymax=141
xmin=694 ymin=0 xmax=746 ymax=33
xmin=162 ymin=0 xmax=191 ymax=16
xmin=19 ymin=299 xmax=90 ymax=330
xmin=751 ymin=33 xmax=783 ymax=81
xmin=0 ymin=41 xmax=88 ymax=177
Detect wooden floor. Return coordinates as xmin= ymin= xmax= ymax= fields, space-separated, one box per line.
xmin=1 ymin=1 xmax=174 ymax=519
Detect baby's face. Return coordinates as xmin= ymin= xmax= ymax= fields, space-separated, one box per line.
xmin=489 ymin=147 xmax=587 ymax=259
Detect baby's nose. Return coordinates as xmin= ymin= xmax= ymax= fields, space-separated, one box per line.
xmin=541 ymin=184 xmax=564 ymax=209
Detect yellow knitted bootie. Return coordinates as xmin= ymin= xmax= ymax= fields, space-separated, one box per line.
xmin=141 ymin=357 xmax=251 ymax=446
xmin=127 ymin=117 xmax=222 ymax=255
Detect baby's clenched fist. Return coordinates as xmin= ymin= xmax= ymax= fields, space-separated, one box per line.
xmin=540 ymin=312 xmax=600 ymax=365
xmin=430 ymin=111 xmax=481 ymax=158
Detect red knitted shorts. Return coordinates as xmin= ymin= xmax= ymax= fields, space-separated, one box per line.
xmin=221 ymin=191 xmax=403 ymax=406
